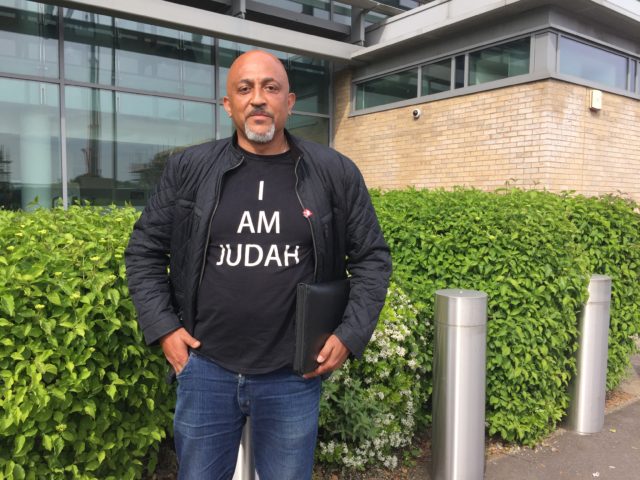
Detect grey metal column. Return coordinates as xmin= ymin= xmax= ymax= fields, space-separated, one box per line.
xmin=232 ymin=420 xmax=258 ymax=480
xmin=567 ymin=274 xmax=612 ymax=434
xmin=432 ymin=289 xmax=488 ymax=480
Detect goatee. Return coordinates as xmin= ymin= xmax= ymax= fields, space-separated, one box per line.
xmin=245 ymin=121 xmax=276 ymax=144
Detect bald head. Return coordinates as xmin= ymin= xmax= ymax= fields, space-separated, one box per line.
xmin=223 ymin=50 xmax=296 ymax=154
xmin=226 ymin=50 xmax=291 ymax=96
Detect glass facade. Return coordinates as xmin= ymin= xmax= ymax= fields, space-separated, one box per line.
xmin=0 ymin=1 xmax=58 ymax=78
xmin=354 ymin=38 xmax=532 ymax=111
xmin=468 ymin=37 xmax=530 ymax=86
xmin=355 ymin=68 xmax=418 ymax=109
xmin=0 ymin=0 xmax=331 ymax=209
xmin=559 ymin=36 xmax=628 ymax=90
xmin=0 ymin=77 xmax=61 ymax=209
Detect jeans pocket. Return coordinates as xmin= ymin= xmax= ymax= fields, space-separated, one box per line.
xmin=176 ymin=351 xmax=195 ymax=380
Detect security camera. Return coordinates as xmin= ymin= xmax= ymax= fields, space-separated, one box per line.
xmin=412 ymin=108 xmax=421 ymax=119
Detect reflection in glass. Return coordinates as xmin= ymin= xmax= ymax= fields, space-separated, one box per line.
xmin=0 ymin=0 xmax=58 ymax=78
xmin=559 ymin=37 xmax=628 ymax=91
xmin=333 ymin=2 xmax=351 ymax=25
xmin=256 ymin=0 xmax=331 ymax=20
xmin=286 ymin=114 xmax=329 ymax=145
xmin=65 ymin=86 xmax=214 ymax=207
xmin=63 ymin=10 xmax=116 ymax=85
xmin=287 ymin=55 xmax=329 ymax=114
xmin=115 ymin=93 xmax=214 ymax=206
xmin=63 ymin=9 xmax=215 ymax=98
xmin=422 ymin=59 xmax=451 ymax=96
xmin=0 ymin=78 xmax=61 ymax=209
xmin=355 ymin=68 xmax=418 ymax=109
xmin=469 ymin=38 xmax=530 ymax=86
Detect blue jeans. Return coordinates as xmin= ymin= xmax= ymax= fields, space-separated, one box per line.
xmin=174 ymin=352 xmax=322 ymax=480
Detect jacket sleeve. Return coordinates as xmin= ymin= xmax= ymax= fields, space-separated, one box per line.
xmin=125 ymin=153 xmax=183 ymax=345
xmin=333 ymin=160 xmax=392 ymax=358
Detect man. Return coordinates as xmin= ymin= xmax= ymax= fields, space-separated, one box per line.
xmin=125 ymin=50 xmax=391 ymax=479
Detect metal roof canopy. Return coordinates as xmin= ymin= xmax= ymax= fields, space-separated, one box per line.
xmin=50 ymin=0 xmax=361 ymax=63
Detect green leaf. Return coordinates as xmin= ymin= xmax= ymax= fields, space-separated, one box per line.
xmin=84 ymin=401 xmax=96 ymax=419
xmin=47 ymin=292 xmax=62 ymax=306
xmin=1 ymin=295 xmax=15 ymax=317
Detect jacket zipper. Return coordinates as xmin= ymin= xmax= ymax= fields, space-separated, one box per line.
xmin=294 ymin=154 xmax=318 ymax=282
xmin=198 ymin=156 xmax=244 ymax=289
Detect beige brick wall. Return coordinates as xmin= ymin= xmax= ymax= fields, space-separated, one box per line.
xmin=333 ymin=71 xmax=640 ymax=202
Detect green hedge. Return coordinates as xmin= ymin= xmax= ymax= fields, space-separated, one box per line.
xmin=372 ymin=188 xmax=640 ymax=446
xmin=0 ymin=205 xmax=173 ymax=479
xmin=564 ymin=194 xmax=640 ymax=389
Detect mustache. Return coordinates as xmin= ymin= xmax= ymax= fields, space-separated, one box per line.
xmin=248 ymin=108 xmax=274 ymax=118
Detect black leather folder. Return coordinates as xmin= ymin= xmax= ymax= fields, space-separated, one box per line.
xmin=294 ymin=278 xmax=350 ymax=375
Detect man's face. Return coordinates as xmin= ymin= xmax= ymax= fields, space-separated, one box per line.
xmin=223 ymin=51 xmax=296 ymax=146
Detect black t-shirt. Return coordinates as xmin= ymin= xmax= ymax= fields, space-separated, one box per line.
xmin=194 ymin=149 xmax=314 ymax=374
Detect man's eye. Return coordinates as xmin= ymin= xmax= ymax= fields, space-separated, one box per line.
xmin=265 ymin=85 xmax=278 ymax=92
xmin=238 ymin=86 xmax=250 ymax=94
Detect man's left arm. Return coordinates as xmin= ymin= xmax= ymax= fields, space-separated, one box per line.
xmin=304 ymin=162 xmax=392 ymax=379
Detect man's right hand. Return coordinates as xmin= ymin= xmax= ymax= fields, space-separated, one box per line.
xmin=159 ymin=327 xmax=201 ymax=374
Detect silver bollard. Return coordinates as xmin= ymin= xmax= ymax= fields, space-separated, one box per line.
xmin=567 ymin=274 xmax=612 ymax=434
xmin=232 ymin=420 xmax=258 ymax=480
xmin=432 ymin=289 xmax=488 ymax=480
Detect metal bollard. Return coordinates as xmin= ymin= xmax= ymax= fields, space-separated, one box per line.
xmin=567 ymin=274 xmax=612 ymax=434
xmin=232 ymin=420 xmax=258 ymax=480
xmin=431 ymin=289 xmax=488 ymax=480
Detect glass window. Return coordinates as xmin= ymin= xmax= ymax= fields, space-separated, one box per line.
xmin=454 ymin=55 xmax=465 ymax=89
xmin=287 ymin=55 xmax=329 ymax=114
xmin=0 ymin=77 xmax=61 ymax=209
xmin=469 ymin=37 xmax=530 ymax=86
xmin=255 ymin=0 xmax=331 ymax=20
xmin=218 ymin=104 xmax=234 ymax=140
xmin=65 ymin=86 xmax=214 ymax=207
xmin=286 ymin=114 xmax=329 ymax=145
xmin=63 ymin=10 xmax=115 ymax=85
xmin=559 ymin=36 xmax=628 ymax=91
xmin=0 ymin=0 xmax=58 ymax=78
xmin=422 ymin=59 xmax=451 ymax=96
xmin=63 ymin=9 xmax=215 ymax=98
xmin=355 ymin=68 xmax=418 ymax=109
xmin=332 ymin=2 xmax=350 ymax=25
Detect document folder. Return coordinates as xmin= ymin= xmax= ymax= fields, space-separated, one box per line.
xmin=294 ymin=279 xmax=350 ymax=375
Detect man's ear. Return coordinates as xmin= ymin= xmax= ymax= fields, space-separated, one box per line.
xmin=287 ymin=92 xmax=296 ymax=114
xmin=223 ymin=96 xmax=232 ymax=117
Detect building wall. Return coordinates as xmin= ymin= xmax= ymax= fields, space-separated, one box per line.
xmin=333 ymin=70 xmax=640 ymax=201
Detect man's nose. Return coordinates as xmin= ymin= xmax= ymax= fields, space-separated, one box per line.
xmin=250 ymin=89 xmax=266 ymax=106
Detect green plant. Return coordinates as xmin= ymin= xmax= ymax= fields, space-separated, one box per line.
xmin=316 ymin=282 xmax=427 ymax=470
xmin=0 ymin=205 xmax=172 ymax=479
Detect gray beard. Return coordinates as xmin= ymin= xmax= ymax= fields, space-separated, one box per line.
xmin=244 ymin=121 xmax=275 ymax=144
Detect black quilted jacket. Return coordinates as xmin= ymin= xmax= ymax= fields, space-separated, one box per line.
xmin=124 ymin=131 xmax=391 ymax=359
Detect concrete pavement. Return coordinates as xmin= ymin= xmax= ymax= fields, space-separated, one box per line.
xmin=484 ymin=353 xmax=640 ymax=480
